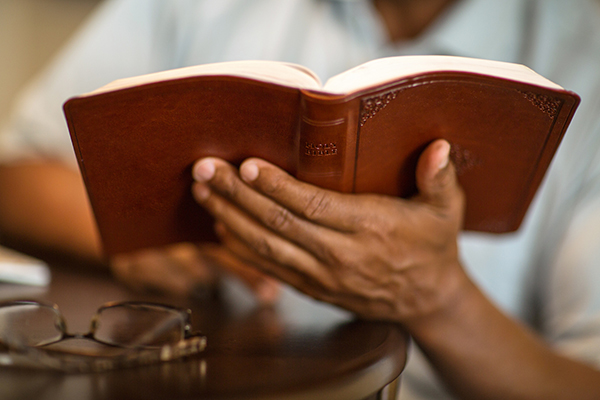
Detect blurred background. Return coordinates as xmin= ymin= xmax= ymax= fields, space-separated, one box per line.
xmin=0 ymin=0 xmax=102 ymax=125
xmin=1 ymin=0 xmax=599 ymax=127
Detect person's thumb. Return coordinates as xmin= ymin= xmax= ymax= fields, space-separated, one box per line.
xmin=415 ymin=139 xmax=463 ymax=215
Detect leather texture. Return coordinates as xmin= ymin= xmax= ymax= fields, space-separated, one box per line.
xmin=64 ymin=71 xmax=579 ymax=256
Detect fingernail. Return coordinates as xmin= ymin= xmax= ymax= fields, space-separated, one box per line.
xmin=194 ymin=159 xmax=215 ymax=182
xmin=438 ymin=141 xmax=450 ymax=170
xmin=240 ymin=161 xmax=259 ymax=182
xmin=241 ymin=161 xmax=259 ymax=182
xmin=193 ymin=183 xmax=211 ymax=202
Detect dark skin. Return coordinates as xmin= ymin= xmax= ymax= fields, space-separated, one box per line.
xmin=373 ymin=0 xmax=454 ymax=41
xmin=191 ymin=140 xmax=600 ymax=399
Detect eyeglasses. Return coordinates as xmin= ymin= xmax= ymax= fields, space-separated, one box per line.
xmin=0 ymin=300 xmax=206 ymax=373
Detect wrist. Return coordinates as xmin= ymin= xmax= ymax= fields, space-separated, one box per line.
xmin=400 ymin=259 xmax=478 ymax=337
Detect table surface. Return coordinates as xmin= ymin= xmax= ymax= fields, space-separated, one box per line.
xmin=0 ymin=261 xmax=408 ymax=400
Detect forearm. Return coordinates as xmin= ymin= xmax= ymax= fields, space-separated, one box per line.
xmin=406 ymin=272 xmax=600 ymax=400
xmin=0 ymin=161 xmax=102 ymax=261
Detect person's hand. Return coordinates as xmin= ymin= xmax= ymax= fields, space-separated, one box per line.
xmin=191 ymin=139 xmax=469 ymax=323
xmin=110 ymin=242 xmax=280 ymax=304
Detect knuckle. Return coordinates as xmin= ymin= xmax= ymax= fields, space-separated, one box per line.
xmin=302 ymin=191 xmax=330 ymax=221
xmin=323 ymin=242 xmax=361 ymax=274
xmin=316 ymin=240 xmax=344 ymax=266
xmin=335 ymin=251 xmax=379 ymax=291
xmin=261 ymin=172 xmax=289 ymax=196
xmin=264 ymin=205 xmax=295 ymax=231
xmin=249 ymin=235 xmax=276 ymax=260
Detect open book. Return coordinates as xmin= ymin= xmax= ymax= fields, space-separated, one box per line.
xmin=64 ymin=55 xmax=579 ymax=256
xmin=84 ymin=56 xmax=563 ymax=96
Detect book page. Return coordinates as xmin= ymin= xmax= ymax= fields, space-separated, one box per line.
xmin=82 ymin=60 xmax=323 ymax=96
xmin=323 ymin=55 xmax=564 ymax=94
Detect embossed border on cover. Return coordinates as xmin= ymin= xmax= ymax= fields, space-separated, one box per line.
xmin=518 ymin=90 xmax=562 ymax=119
xmin=359 ymin=90 xmax=399 ymax=127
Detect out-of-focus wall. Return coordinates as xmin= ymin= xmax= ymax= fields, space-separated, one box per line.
xmin=0 ymin=0 xmax=101 ymax=124
xmin=1 ymin=0 xmax=599 ymax=125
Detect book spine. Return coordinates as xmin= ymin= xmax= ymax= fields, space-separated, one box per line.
xmin=297 ymin=90 xmax=360 ymax=193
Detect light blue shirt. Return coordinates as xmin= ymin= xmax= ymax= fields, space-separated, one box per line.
xmin=2 ymin=1 xmax=600 ymax=398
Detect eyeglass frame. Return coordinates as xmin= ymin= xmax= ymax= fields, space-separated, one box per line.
xmin=0 ymin=299 xmax=207 ymax=373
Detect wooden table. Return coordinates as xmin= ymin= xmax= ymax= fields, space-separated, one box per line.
xmin=0 ymin=261 xmax=408 ymax=400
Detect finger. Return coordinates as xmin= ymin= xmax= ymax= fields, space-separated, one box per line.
xmin=194 ymin=171 xmax=351 ymax=297
xmin=414 ymin=139 xmax=464 ymax=218
xmin=193 ymin=158 xmax=356 ymax=265
xmin=194 ymin=177 xmax=329 ymax=275
xmin=111 ymin=248 xmax=197 ymax=295
xmin=199 ymin=241 xmax=281 ymax=305
xmin=195 ymin=157 xmax=372 ymax=233
xmin=217 ymin=222 xmax=396 ymax=318
xmin=110 ymin=243 xmax=218 ymax=296
xmin=110 ymin=254 xmax=146 ymax=292
xmin=167 ymin=242 xmax=219 ymax=283
xmin=215 ymin=222 xmax=338 ymax=300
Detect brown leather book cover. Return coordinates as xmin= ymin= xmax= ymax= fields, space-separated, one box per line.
xmin=63 ymin=57 xmax=580 ymax=256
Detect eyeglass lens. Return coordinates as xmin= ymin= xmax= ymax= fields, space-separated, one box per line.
xmin=1 ymin=302 xmax=187 ymax=349
xmin=94 ymin=304 xmax=185 ymax=347
xmin=0 ymin=303 xmax=63 ymax=347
